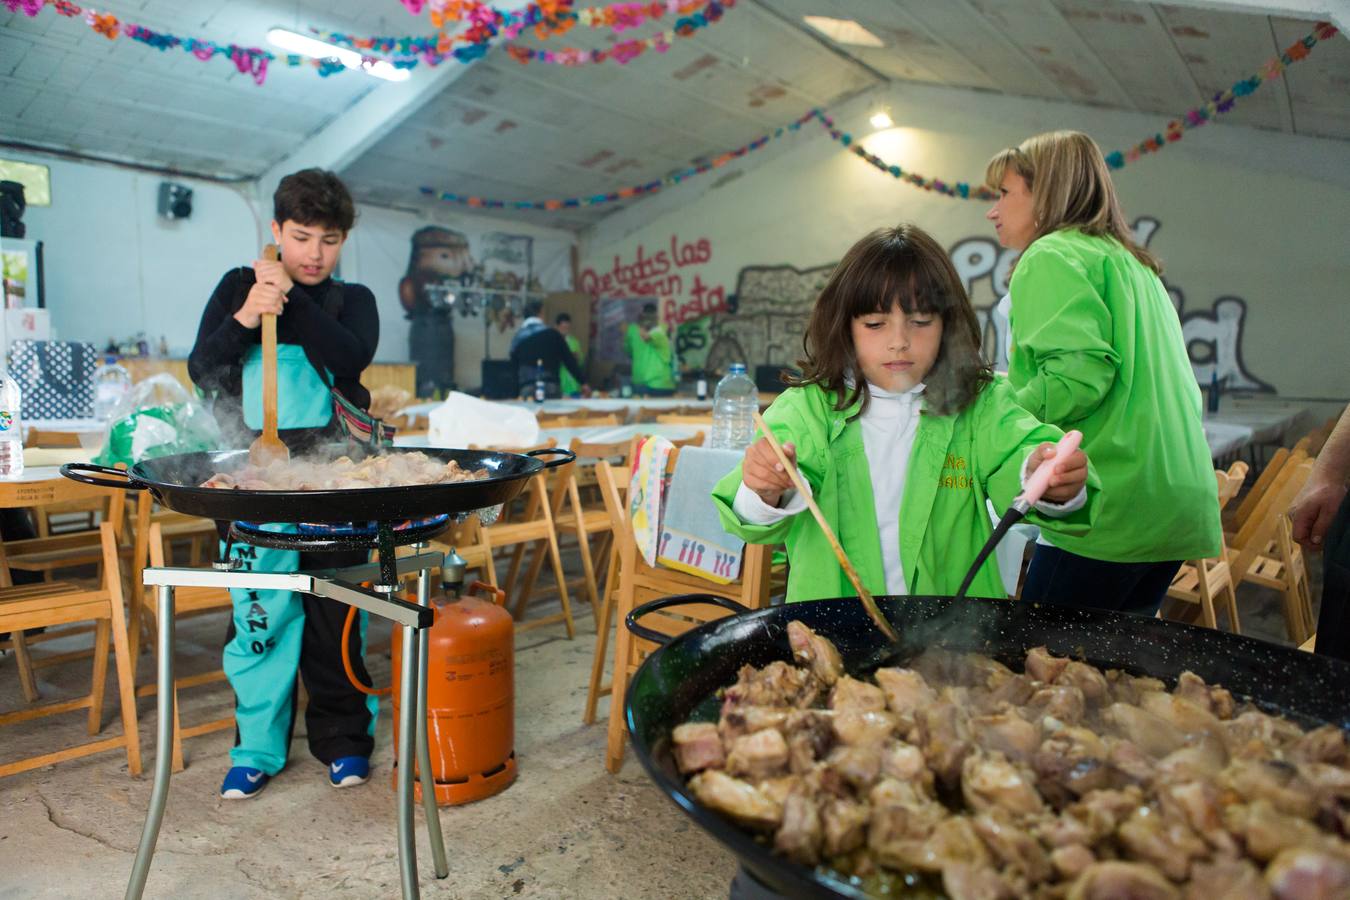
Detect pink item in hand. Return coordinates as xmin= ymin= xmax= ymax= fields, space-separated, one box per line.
xmin=1016 ymin=430 xmax=1083 ymax=507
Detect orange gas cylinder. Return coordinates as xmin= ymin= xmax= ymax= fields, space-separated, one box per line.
xmin=391 ymin=579 xmax=516 ymax=805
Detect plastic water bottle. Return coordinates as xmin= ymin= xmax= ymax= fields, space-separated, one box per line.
xmin=0 ymin=371 xmax=23 ymax=479
xmin=709 ymin=363 xmax=758 ymax=451
xmin=533 ymin=359 xmax=546 ymax=403
xmin=92 ymin=355 xmax=133 ymax=420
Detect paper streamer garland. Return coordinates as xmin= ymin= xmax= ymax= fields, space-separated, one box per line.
xmin=2 ymin=0 xmax=730 ymax=80
xmin=420 ymin=110 xmax=816 ymax=210
xmin=316 ymin=0 xmax=729 ymax=67
xmin=1102 ymin=20 xmax=1338 ymax=169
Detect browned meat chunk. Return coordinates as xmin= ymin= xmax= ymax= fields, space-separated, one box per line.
xmin=972 ymin=710 xmax=1041 ymax=766
xmin=826 ymin=744 xmax=883 ymax=791
xmin=1044 ymin=787 xmax=1146 ymax=847
xmin=873 ymin=666 xmax=937 ymax=730
xmin=1221 ymin=758 xmax=1319 ymax=819
xmin=718 ymin=705 xmax=791 ymax=744
xmin=942 ymin=862 xmax=1017 ymax=900
xmin=689 ymin=770 xmax=783 ymax=830
xmin=880 ymin=741 xmax=928 ymax=783
xmin=783 ymin=709 xmax=833 ymax=774
xmin=672 ymin=722 xmax=724 ymax=774
xmin=1052 ymin=844 xmax=1097 ymax=880
xmin=973 ymin=806 xmax=1052 ymax=883
xmin=787 ymin=620 xmax=843 ymax=687
xmin=1184 ymin=859 xmax=1272 ymax=900
xmin=1226 ymin=710 xmax=1307 ymax=758
xmin=1264 ymin=847 xmax=1350 ymax=900
xmin=917 ymin=702 xmax=974 ymax=789
xmin=773 ymin=791 xmax=822 ymax=865
xmin=1156 ymin=738 xmax=1228 ymax=784
xmin=831 ymin=709 xmax=898 ymax=748
xmin=1293 ymin=726 xmax=1350 ymax=767
xmin=726 ymin=728 xmax=789 ymax=781
xmin=821 ymin=798 xmax=869 ymax=857
xmin=1108 ymin=739 xmax=1157 ymax=785
xmin=1067 ymin=861 xmax=1180 ymax=900
xmin=867 ymin=794 xmax=950 ymax=871
xmin=1105 ymin=670 xmax=1168 ymax=706
xmin=1139 ymin=690 xmax=1226 ymax=743
xmin=1031 ymin=685 xmax=1087 ymax=726
xmin=1034 ymin=727 xmax=1112 ymax=804
xmin=963 ymin=752 xmax=1045 ymax=818
xmin=1226 ymin=800 xmax=1333 ymax=862
xmin=723 ymin=661 xmax=819 ymax=710
xmin=1104 ymin=702 xmax=1185 ymax=759
xmin=1061 ymin=661 xmax=1110 ymax=705
xmin=1159 ymin=779 xmax=1235 ymax=854
xmin=1026 ymin=646 xmax=1070 ymax=684
xmin=829 ymin=675 xmax=886 ymax=713
xmin=1117 ymin=803 xmax=1208 ymax=881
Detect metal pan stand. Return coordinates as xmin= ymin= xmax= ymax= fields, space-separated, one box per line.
xmin=125 ymin=545 xmax=449 ymax=900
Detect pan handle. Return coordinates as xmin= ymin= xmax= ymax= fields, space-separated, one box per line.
xmin=525 ymin=447 xmax=577 ymax=469
xmin=60 ymin=463 xmax=145 ymax=491
xmin=625 ymin=593 xmax=751 ymax=646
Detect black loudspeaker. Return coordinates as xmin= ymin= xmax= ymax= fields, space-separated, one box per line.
xmin=157 ymin=181 xmax=193 ymax=220
xmin=755 ymin=364 xmax=799 ymax=393
xmin=0 ymin=181 xmax=26 ymax=238
xmin=481 ymin=359 xmax=518 ymax=400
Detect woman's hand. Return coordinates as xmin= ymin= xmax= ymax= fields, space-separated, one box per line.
xmin=252 ymin=258 xmax=294 ymax=296
xmin=233 ymin=282 xmax=287 ymax=329
xmin=742 ymin=437 xmax=797 ymax=508
xmin=1026 ymin=442 xmax=1089 ymax=503
xmin=1290 ymin=475 xmax=1347 ymax=550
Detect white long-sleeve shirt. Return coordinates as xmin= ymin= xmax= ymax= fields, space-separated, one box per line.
xmin=732 ymin=381 xmax=1084 ymax=596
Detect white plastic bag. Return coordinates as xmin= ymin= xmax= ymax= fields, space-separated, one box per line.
xmin=427 ymin=392 xmax=540 ymax=449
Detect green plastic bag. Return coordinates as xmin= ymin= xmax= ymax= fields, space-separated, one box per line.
xmin=92 ymin=374 xmax=221 ymax=468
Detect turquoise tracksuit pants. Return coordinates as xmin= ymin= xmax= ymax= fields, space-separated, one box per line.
xmin=221 ymin=529 xmax=379 ymax=775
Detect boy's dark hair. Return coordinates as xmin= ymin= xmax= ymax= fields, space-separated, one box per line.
xmin=555 ymin=312 xmax=572 ymax=325
xmin=791 ymin=224 xmax=992 ymax=418
xmin=523 ymin=298 xmax=544 ymax=318
xmin=273 ymin=168 xmax=356 ymax=233
xmin=641 ymin=302 xmax=657 ymax=314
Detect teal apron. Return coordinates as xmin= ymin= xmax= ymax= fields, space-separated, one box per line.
xmin=223 ymin=344 xmax=376 ymax=773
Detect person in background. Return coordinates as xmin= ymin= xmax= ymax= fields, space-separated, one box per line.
xmin=625 ymin=302 xmax=676 ymax=397
xmin=556 ymin=312 xmax=585 ymax=398
xmin=712 ymin=224 xmax=1099 ymax=603
xmin=985 ymin=131 xmax=1219 ymax=617
xmin=508 ymin=299 xmax=587 ymax=399
xmin=1291 ymin=404 xmax=1350 ymax=663
xmin=189 ymin=168 xmax=379 ymax=800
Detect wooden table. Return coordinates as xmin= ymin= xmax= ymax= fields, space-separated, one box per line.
xmin=393 ymin=422 xmax=702 ymax=454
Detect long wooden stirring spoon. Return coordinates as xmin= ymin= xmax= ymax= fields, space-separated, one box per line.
xmin=248 ymin=243 xmax=289 ymax=466
xmin=751 ymin=411 xmax=898 ymax=642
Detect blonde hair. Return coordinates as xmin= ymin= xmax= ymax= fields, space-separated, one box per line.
xmin=985 ymin=131 xmax=1161 ymax=274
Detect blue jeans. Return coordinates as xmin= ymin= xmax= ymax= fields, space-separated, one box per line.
xmin=1022 ymin=544 xmax=1182 ymax=618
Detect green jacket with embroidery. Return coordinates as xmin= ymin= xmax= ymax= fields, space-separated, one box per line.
xmin=625 ymin=323 xmax=675 ymax=390
xmin=1007 ymin=229 xmax=1220 ymax=561
xmin=711 ymin=379 xmax=1101 ymax=603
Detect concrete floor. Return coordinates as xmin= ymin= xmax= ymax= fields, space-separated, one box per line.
xmin=0 ymin=543 xmax=1318 ymax=900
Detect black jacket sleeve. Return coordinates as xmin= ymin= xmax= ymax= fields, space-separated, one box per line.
xmin=284 ymin=281 xmax=379 ymax=379
xmin=187 ymin=269 xmax=253 ymax=395
xmin=551 ymin=330 xmax=585 ymax=384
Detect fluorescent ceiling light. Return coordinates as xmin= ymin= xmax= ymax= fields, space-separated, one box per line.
xmin=870 ymin=111 xmax=893 ymax=130
xmin=267 ymin=28 xmax=411 ymax=82
xmin=802 ymin=15 xmax=884 ymax=48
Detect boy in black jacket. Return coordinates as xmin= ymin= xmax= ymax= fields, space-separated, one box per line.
xmin=188 ymin=169 xmax=381 ymax=799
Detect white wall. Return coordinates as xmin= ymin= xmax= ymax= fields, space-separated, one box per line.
xmin=579 ymin=82 xmax=1350 ymax=402
xmin=1 ymin=149 xmax=576 ymax=381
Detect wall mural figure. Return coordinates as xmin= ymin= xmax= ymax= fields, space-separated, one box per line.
xmin=400 ymin=226 xmax=472 ymax=397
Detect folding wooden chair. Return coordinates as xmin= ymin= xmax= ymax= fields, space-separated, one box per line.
xmin=655 ymin=413 xmax=714 ymax=426
xmin=1228 ymin=457 xmax=1316 ymax=644
xmin=474 ymin=440 xmax=577 ymax=637
xmin=594 ymin=448 xmax=772 ymax=772
xmin=1163 ymin=461 xmax=1248 ymax=631
xmin=1224 ymin=447 xmax=1303 ymax=536
xmin=0 ymin=476 xmax=141 ymax=777
xmin=127 ymin=507 xmax=234 ymax=772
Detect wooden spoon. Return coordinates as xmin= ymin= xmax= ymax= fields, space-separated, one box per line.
xmin=751 ymin=411 xmax=898 ymax=642
xmin=248 ymin=244 xmax=289 ymax=466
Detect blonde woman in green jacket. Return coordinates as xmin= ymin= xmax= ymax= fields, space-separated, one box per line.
xmin=712 ymin=225 xmax=1101 ymax=603
xmin=986 ymin=130 xmax=1220 ymax=616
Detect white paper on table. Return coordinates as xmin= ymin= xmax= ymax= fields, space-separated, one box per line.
xmin=427 ymin=392 xmax=541 ymax=449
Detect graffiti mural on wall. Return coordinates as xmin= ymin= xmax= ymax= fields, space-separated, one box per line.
xmin=582 ymin=219 xmax=1273 ymax=392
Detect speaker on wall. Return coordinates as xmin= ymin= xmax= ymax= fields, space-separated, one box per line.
xmin=157 ymin=182 xmax=193 ymax=220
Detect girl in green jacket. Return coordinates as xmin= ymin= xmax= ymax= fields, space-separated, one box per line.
xmin=711 ymin=224 xmax=1100 ymax=604
xmin=985 ymin=131 xmax=1220 ymax=616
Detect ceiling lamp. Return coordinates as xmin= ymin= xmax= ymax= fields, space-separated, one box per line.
xmin=267 ymin=28 xmax=411 ymax=82
xmin=802 ymin=16 xmax=884 ymax=48
xmin=869 ymin=111 xmax=893 ymax=130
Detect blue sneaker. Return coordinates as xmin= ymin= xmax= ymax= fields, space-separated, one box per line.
xmin=220 ymin=766 xmax=269 ymax=800
xmin=328 ymin=756 xmax=370 ymax=788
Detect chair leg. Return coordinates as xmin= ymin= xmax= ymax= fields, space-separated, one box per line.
xmin=504 ymin=543 xmax=528 ymax=600
xmin=105 ymin=563 xmax=143 ymax=777
xmin=171 ymin=684 xmax=186 ymax=773
xmin=574 ymin=524 xmax=602 ymax=629
xmin=88 ymin=618 xmax=112 ymax=734
xmin=544 ymin=527 xmax=575 ymax=640
xmin=584 ymin=551 xmax=619 ymax=726
xmin=1195 ymin=560 xmax=1217 ymax=630
xmin=605 ymin=606 xmax=633 ymax=772
xmin=12 ymin=630 xmax=39 ymax=702
xmin=1221 ymin=574 xmax=1241 ymax=634
xmin=515 ymin=538 xmax=550 ymax=617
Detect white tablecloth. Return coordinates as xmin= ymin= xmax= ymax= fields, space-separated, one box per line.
xmin=399 ymin=397 xmax=711 ymax=425
xmin=394 ymin=422 xmax=702 ymax=453
xmin=1205 ymin=398 xmax=1309 ymax=445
